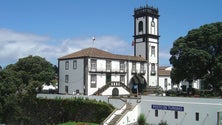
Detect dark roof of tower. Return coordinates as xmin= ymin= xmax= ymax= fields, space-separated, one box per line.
xmin=58 ymin=47 xmax=146 ymax=62
xmin=134 ymin=4 xmax=159 ymax=18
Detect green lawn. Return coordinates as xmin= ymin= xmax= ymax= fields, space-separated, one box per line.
xmin=57 ymin=122 xmax=99 ymax=125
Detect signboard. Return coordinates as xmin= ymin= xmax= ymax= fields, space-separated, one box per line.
xmin=151 ymin=104 xmax=184 ymax=112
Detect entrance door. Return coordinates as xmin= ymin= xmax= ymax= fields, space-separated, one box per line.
xmin=112 ymin=88 xmax=119 ymax=96
xmin=106 ymin=73 xmax=111 ymax=84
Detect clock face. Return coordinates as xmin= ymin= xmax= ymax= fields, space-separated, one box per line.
xmin=151 ymin=21 xmax=155 ymax=27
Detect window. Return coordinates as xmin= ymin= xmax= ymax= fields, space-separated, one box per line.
xmin=151 ymin=46 xmax=155 ymax=56
xmin=73 ymin=60 xmax=77 ymax=69
xmin=120 ymin=61 xmax=125 ymax=72
xmin=91 ymin=74 xmax=97 ymax=88
xmin=65 ymin=85 xmax=68 ymax=93
xmin=150 ymin=19 xmax=155 ymax=34
xmin=155 ymin=110 xmax=158 ymax=117
xmin=76 ymin=89 xmax=79 ymax=94
xmin=91 ymin=59 xmax=97 ymax=71
xmin=140 ymin=63 xmax=145 ymax=73
xmin=65 ymin=75 xmax=69 ymax=83
xmin=132 ymin=62 xmax=136 ymax=73
xmin=164 ymin=78 xmax=168 ymax=89
xmin=151 ymin=63 xmax=156 ymax=75
xmin=175 ymin=111 xmax=178 ymax=119
xmin=106 ymin=60 xmax=111 ymax=71
xmin=120 ymin=75 xmax=125 ymax=83
xmin=65 ymin=61 xmax=69 ymax=70
xmin=138 ymin=21 xmax=143 ymax=32
xmin=196 ymin=112 xmax=199 ymax=121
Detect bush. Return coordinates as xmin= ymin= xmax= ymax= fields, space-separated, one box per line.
xmin=137 ymin=113 xmax=146 ymax=125
xmin=15 ymin=98 xmax=114 ymax=125
xmin=57 ymin=122 xmax=98 ymax=125
xmin=158 ymin=120 xmax=168 ymax=125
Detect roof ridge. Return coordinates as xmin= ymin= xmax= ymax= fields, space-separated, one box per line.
xmin=58 ymin=47 xmax=146 ymax=62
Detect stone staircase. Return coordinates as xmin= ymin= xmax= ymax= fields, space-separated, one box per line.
xmin=107 ymin=114 xmax=122 ymax=125
xmin=103 ymin=103 xmax=133 ymax=125
xmin=93 ymin=82 xmax=131 ymax=95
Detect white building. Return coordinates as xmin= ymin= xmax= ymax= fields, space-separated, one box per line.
xmin=158 ymin=66 xmax=202 ymax=92
xmin=58 ymin=5 xmax=161 ymax=96
xmin=158 ymin=66 xmax=173 ymax=91
xmin=58 ymin=48 xmax=147 ymax=95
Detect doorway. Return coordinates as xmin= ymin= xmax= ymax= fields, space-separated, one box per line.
xmin=106 ymin=73 xmax=111 ymax=84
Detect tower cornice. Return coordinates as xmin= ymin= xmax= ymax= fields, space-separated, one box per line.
xmin=134 ymin=5 xmax=159 ymax=18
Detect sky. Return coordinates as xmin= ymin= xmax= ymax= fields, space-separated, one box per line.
xmin=0 ymin=0 xmax=222 ymax=68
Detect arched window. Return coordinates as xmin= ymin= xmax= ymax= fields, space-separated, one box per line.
xmin=138 ymin=21 xmax=143 ymax=32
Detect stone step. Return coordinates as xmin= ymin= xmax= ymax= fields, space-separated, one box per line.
xmin=107 ymin=114 xmax=122 ymax=125
xmin=107 ymin=103 xmax=133 ymax=125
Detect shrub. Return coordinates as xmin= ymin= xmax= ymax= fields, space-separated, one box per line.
xmin=137 ymin=113 xmax=146 ymax=125
xmin=158 ymin=120 xmax=168 ymax=125
xmin=15 ymin=98 xmax=114 ymax=125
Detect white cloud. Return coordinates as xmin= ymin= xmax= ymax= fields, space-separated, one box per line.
xmin=0 ymin=29 xmax=133 ymax=67
xmin=0 ymin=28 xmax=170 ymax=67
xmin=59 ymin=35 xmax=133 ymax=55
xmin=0 ymin=29 xmax=51 ymax=66
xmin=159 ymin=50 xmax=171 ymax=66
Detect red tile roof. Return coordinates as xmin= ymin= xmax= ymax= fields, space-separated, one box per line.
xmin=58 ymin=47 xmax=146 ymax=62
xmin=158 ymin=66 xmax=171 ymax=76
xmin=159 ymin=70 xmax=171 ymax=76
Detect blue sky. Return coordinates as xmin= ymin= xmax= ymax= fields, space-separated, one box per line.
xmin=0 ymin=0 xmax=222 ymax=67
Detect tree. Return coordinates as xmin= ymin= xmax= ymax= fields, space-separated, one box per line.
xmin=0 ymin=55 xmax=56 ymax=124
xmin=170 ymin=22 xmax=222 ymax=93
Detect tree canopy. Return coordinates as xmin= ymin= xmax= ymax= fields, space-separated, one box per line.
xmin=170 ymin=22 xmax=222 ymax=90
xmin=0 ymin=55 xmax=56 ymax=123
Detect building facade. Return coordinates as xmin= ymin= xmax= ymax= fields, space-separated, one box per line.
xmin=58 ymin=48 xmax=147 ymax=95
xmin=158 ymin=66 xmax=173 ymax=91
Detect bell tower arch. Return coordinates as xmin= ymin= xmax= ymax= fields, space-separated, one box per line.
xmin=133 ymin=4 xmax=160 ymax=86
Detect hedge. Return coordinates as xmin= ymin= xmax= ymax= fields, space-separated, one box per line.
xmin=12 ymin=97 xmax=114 ymax=125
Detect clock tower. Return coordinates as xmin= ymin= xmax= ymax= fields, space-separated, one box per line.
xmin=133 ymin=5 xmax=160 ymax=87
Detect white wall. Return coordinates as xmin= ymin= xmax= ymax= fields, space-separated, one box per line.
xmin=116 ymin=104 xmax=140 ymax=125
xmin=159 ymin=76 xmax=172 ymax=91
xmin=179 ymin=80 xmax=201 ymax=91
xmin=136 ymin=42 xmax=146 ymax=58
xmin=111 ymin=60 xmax=120 ymax=72
xmin=148 ymin=17 xmax=158 ymax=36
xmin=59 ymin=59 xmax=84 ymax=94
xmin=141 ymin=96 xmax=222 ymax=125
xmin=87 ymin=72 xmax=106 ymax=95
xmin=102 ymin=87 xmax=130 ymax=96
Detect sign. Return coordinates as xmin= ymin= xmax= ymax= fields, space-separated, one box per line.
xmin=151 ymin=104 xmax=184 ymax=112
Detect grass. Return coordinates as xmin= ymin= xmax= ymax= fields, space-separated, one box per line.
xmin=57 ymin=122 xmax=99 ymax=125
